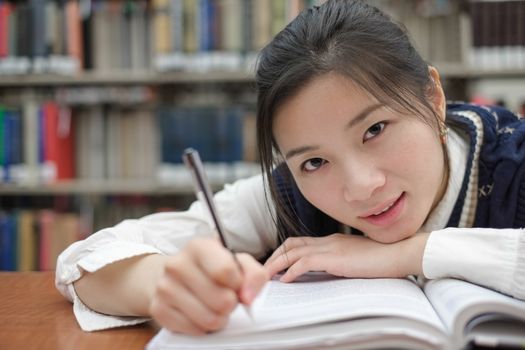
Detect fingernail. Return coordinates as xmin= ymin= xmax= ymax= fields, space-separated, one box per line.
xmin=242 ymin=287 xmax=254 ymax=304
xmin=279 ymin=274 xmax=290 ymax=283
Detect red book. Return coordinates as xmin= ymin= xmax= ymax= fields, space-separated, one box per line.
xmin=56 ymin=107 xmax=75 ymax=180
xmin=43 ymin=102 xmax=59 ymax=182
xmin=0 ymin=2 xmax=11 ymax=58
xmin=43 ymin=102 xmax=75 ymax=181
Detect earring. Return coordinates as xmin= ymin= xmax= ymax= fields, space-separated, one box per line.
xmin=439 ymin=122 xmax=448 ymax=144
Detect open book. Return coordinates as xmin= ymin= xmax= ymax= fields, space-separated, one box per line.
xmin=146 ymin=274 xmax=525 ymax=350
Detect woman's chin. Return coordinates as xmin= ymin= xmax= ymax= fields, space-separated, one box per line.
xmin=364 ymin=229 xmax=417 ymax=244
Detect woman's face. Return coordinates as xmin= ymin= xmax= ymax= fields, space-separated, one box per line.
xmin=273 ymin=73 xmax=446 ymax=243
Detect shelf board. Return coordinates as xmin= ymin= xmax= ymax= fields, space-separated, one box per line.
xmin=0 ymin=179 xmax=227 ymax=195
xmin=0 ymin=66 xmax=523 ymax=87
xmin=435 ymin=63 xmax=525 ymax=79
xmin=0 ymin=70 xmax=255 ymax=86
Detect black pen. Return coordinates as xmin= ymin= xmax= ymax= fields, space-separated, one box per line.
xmin=182 ymin=148 xmax=253 ymax=319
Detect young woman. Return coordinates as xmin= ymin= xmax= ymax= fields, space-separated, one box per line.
xmin=56 ymin=0 xmax=525 ymax=336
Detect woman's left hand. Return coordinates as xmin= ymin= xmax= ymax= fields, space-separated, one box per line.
xmin=263 ymin=232 xmax=429 ymax=282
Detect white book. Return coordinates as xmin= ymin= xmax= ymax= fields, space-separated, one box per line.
xmin=21 ymin=97 xmax=39 ymax=185
xmin=146 ymin=274 xmax=525 ymax=350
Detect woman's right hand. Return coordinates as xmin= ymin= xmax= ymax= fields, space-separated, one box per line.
xmin=148 ymin=237 xmax=269 ymax=335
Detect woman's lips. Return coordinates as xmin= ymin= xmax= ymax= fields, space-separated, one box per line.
xmin=361 ymin=192 xmax=406 ymax=227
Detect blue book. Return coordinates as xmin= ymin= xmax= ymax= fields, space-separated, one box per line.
xmin=37 ymin=106 xmax=45 ymax=165
xmin=199 ymin=0 xmax=211 ymax=51
xmin=182 ymin=107 xmax=206 ymax=162
xmin=159 ymin=106 xmax=192 ymax=164
xmin=5 ymin=212 xmax=17 ymax=271
xmin=30 ymin=0 xmax=47 ymax=58
xmin=8 ymin=110 xmax=22 ymax=166
xmin=3 ymin=109 xmax=11 ymax=182
xmin=215 ymin=107 xmax=243 ymax=163
xmin=0 ymin=212 xmax=17 ymax=271
xmin=0 ymin=106 xmax=5 ymax=181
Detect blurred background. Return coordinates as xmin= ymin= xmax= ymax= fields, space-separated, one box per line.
xmin=0 ymin=0 xmax=523 ymax=271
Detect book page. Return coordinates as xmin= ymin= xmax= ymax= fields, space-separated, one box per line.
xmin=146 ymin=274 xmax=448 ymax=350
xmin=221 ymin=274 xmax=445 ymax=335
xmin=424 ymin=278 xmax=525 ymax=346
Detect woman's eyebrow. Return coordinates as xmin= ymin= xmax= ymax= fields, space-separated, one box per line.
xmin=345 ymin=103 xmax=384 ymax=130
xmin=284 ymin=145 xmax=320 ymax=161
xmin=284 ymin=103 xmax=384 ymax=161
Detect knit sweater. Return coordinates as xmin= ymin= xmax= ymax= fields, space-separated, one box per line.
xmin=273 ymin=103 xmax=525 ymax=237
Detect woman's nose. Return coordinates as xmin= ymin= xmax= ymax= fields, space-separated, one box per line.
xmin=342 ymin=160 xmax=386 ymax=202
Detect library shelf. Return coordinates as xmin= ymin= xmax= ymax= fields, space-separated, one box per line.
xmin=0 ymin=180 xmax=204 ymax=196
xmin=0 ymin=66 xmax=524 ymax=88
xmin=0 ymin=70 xmax=255 ymax=87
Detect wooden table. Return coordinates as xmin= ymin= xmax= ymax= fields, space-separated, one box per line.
xmin=0 ymin=271 xmax=157 ymax=350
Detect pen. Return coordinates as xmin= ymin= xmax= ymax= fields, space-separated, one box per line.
xmin=182 ymin=148 xmax=253 ymax=319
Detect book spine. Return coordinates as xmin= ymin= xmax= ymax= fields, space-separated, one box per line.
xmin=0 ymin=2 xmax=10 ymax=58
xmin=38 ymin=210 xmax=53 ymax=271
xmin=22 ymin=97 xmax=39 ymax=184
xmin=170 ymin=0 xmax=184 ymax=52
xmin=3 ymin=108 xmax=11 ymax=182
xmin=17 ymin=211 xmax=36 ymax=272
xmin=153 ymin=0 xmax=172 ymax=55
xmin=42 ymin=102 xmax=59 ymax=183
xmin=65 ymin=0 xmax=83 ymax=70
xmin=56 ymin=106 xmax=75 ymax=180
xmin=0 ymin=212 xmax=16 ymax=271
xmin=7 ymin=109 xmax=22 ymax=182
xmin=81 ymin=0 xmax=93 ymax=70
xmin=30 ymin=0 xmax=47 ymax=59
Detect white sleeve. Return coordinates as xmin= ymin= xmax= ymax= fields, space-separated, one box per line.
xmin=55 ymin=174 xmax=278 ymax=331
xmin=422 ymin=227 xmax=525 ymax=300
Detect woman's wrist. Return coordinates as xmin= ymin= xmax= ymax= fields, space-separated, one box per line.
xmin=74 ymin=253 xmax=169 ymax=317
xmin=395 ymin=232 xmax=430 ymax=277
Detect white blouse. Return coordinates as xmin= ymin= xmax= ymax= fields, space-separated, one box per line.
xmin=55 ymin=128 xmax=525 ymax=331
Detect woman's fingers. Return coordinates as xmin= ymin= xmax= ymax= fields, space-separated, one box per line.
xmin=264 ymin=238 xmax=331 ymax=278
xmin=235 ymin=253 xmax=270 ymax=304
xmin=150 ymin=237 xmax=270 ymax=334
xmin=188 ymin=239 xmax=243 ymax=290
xmin=279 ymin=253 xmax=332 ymax=282
xmin=155 ymin=259 xmax=231 ymax=333
xmin=165 ymin=253 xmax=238 ymax=316
xmin=150 ymin=297 xmax=205 ymax=336
xmin=264 ymin=236 xmax=314 ymax=267
xmin=188 ymin=239 xmax=269 ymax=306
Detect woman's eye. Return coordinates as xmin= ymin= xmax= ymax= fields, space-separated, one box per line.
xmin=301 ymin=158 xmax=326 ymax=172
xmin=363 ymin=122 xmax=386 ymax=141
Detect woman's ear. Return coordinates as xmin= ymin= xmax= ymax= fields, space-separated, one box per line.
xmin=428 ymin=66 xmax=446 ymax=122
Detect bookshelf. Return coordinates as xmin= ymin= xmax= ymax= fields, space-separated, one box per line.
xmin=0 ymin=65 xmax=524 ymax=87
xmin=0 ymin=71 xmax=255 ymax=86
xmin=0 ymin=0 xmax=524 ymax=271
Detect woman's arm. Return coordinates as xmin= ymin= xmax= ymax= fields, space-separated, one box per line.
xmin=264 ymin=227 xmax=525 ymax=301
xmin=264 ymin=232 xmax=430 ymax=282
xmin=73 ymin=254 xmax=168 ymax=317
xmin=422 ymin=227 xmax=525 ymax=300
xmin=73 ymin=240 xmax=268 ymax=336
xmin=55 ymin=174 xmax=277 ymax=331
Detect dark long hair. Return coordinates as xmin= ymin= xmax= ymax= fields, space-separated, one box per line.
xmin=256 ymin=0 xmax=447 ymax=240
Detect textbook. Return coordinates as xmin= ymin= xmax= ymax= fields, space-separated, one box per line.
xmin=146 ymin=273 xmax=525 ymax=350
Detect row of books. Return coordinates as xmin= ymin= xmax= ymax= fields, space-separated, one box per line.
xmin=0 ymin=209 xmax=81 ymax=271
xmin=0 ymin=0 xmax=82 ymax=74
xmin=0 ymin=193 xmax=181 ymax=271
xmin=2 ymin=0 xmax=524 ymax=74
xmin=469 ymin=0 xmax=525 ymax=69
xmin=0 ymin=100 xmax=258 ymax=185
xmin=0 ymin=0 xmax=321 ymax=74
xmin=376 ymin=0 xmax=525 ymax=70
